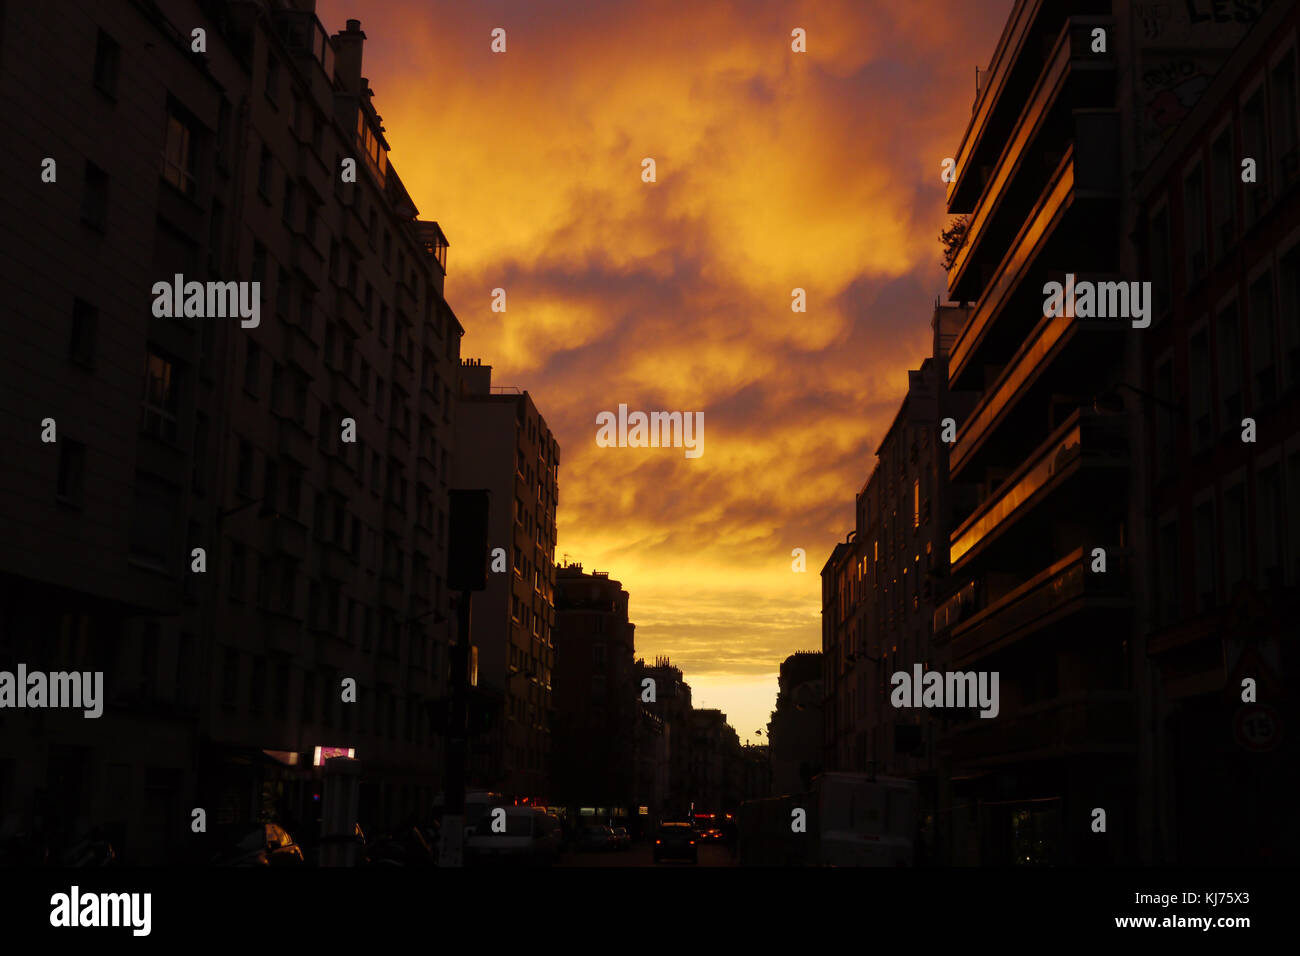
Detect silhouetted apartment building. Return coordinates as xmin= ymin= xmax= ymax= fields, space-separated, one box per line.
xmin=0 ymin=1 xmax=463 ymax=861
xmin=689 ymin=708 xmax=743 ymax=813
xmin=766 ymin=651 xmax=823 ymax=795
xmin=932 ymin=0 xmax=1261 ymax=865
xmin=635 ymin=655 xmax=693 ymax=818
xmin=1133 ymin=0 xmax=1300 ymax=865
xmin=452 ymin=360 xmax=559 ymax=803
xmin=822 ymin=305 xmax=966 ymax=849
xmin=553 ymin=564 xmax=637 ymax=825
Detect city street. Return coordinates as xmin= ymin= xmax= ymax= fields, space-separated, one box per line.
xmin=558 ymin=843 xmax=737 ymax=867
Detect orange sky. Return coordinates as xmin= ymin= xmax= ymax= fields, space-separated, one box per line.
xmin=318 ymin=0 xmax=1013 ymax=742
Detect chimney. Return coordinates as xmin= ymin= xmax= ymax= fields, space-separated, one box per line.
xmin=460 ymin=359 xmax=492 ymax=396
xmin=333 ymin=19 xmax=365 ymax=94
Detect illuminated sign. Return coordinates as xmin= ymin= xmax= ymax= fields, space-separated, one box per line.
xmin=312 ymin=746 xmax=355 ymax=766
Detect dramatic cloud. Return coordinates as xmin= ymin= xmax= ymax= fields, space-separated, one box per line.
xmin=319 ymin=0 xmax=1013 ymax=736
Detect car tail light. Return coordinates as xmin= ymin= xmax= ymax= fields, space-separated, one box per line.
xmin=689 ymin=840 xmax=695 ymax=845
xmin=655 ymin=840 xmax=661 ymax=845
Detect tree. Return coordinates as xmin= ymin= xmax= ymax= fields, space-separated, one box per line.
xmin=939 ymin=215 xmax=970 ymax=271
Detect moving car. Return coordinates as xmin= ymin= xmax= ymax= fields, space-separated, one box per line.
xmin=653 ymin=822 xmax=697 ymax=864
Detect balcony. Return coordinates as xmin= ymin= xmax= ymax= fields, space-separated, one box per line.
xmin=948 ymin=0 xmax=1110 ymax=212
xmin=948 ymin=17 xmax=1116 ymax=301
xmin=949 ymin=288 xmax=1126 ymax=482
xmin=949 ymin=409 xmax=1127 ymax=571
xmin=277 ymin=417 xmax=314 ymax=466
xmin=943 ymin=690 xmax=1135 ymax=765
xmin=328 ymin=365 xmax=362 ymax=410
xmin=268 ymin=515 xmax=309 ymax=561
xmin=280 ymin=318 xmax=317 ymax=377
xmin=319 ymin=542 xmax=353 ymax=583
xmin=384 ymin=497 xmax=407 ymax=530
xmin=325 ymin=454 xmax=357 ymax=494
xmin=948 ymin=546 xmax=1131 ymax=668
xmin=949 ymin=123 xmax=1121 ymax=392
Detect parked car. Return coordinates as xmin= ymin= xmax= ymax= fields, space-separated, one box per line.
xmin=610 ymin=826 xmax=631 ymax=851
xmin=362 ymin=824 xmax=436 ymax=866
xmin=653 ymin=822 xmax=698 ymax=864
xmin=576 ymin=825 xmax=616 ymax=852
xmin=465 ymin=807 xmax=561 ymax=866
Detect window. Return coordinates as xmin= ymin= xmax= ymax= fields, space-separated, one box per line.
xmin=222 ymin=649 xmax=239 ymax=709
xmin=81 ymin=161 xmax=108 ymax=231
xmin=1150 ymin=205 xmax=1171 ymax=317
xmin=57 ymin=439 xmax=86 ymax=507
xmin=236 ymin=439 xmax=253 ymax=496
xmin=282 ymin=180 xmax=296 ymax=228
xmin=1242 ymin=87 xmax=1269 ymax=225
xmin=249 ymin=656 xmax=266 ymax=716
xmin=1153 ymin=355 xmax=1176 ymax=477
xmin=141 ymin=348 xmax=179 ymax=442
xmin=1272 ymin=50 xmax=1298 ymax=186
xmin=252 ymin=241 xmax=267 ymax=286
xmin=1281 ymin=246 xmax=1300 ymax=387
xmin=1183 ymin=163 xmax=1206 ymax=284
xmin=912 ymin=479 xmax=920 ymax=529
xmin=276 ymin=267 xmax=291 ymax=319
xmin=93 ymin=28 xmax=119 ymax=97
xmin=1156 ymin=520 xmax=1180 ymax=623
xmin=1249 ymin=271 xmax=1277 ymax=405
xmin=69 ymin=298 xmax=97 ymax=368
xmin=1223 ymin=482 xmax=1247 ymax=593
xmin=264 ymin=51 xmax=280 ymax=104
xmin=1216 ymin=302 xmax=1242 ymax=430
xmin=262 ymin=457 xmax=278 ymax=515
xmin=258 ymin=144 xmax=273 ymax=199
xmin=1193 ymin=498 xmax=1217 ymax=611
xmin=244 ymin=339 xmax=260 ymax=395
xmin=1210 ymin=128 xmax=1235 ymax=255
xmin=1188 ymin=327 xmax=1211 ymax=450
xmin=162 ymin=107 xmax=197 ymax=197
xmin=1257 ymin=463 xmax=1284 ymax=589
xmin=129 ymin=474 xmax=179 ymax=567
xmin=229 ymin=542 xmax=246 ymax=601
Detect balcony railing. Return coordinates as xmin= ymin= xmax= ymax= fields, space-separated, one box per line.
xmin=949 ymin=409 xmax=1127 ymax=568
xmin=949 ymin=546 xmax=1130 ymax=667
xmin=950 ymin=285 xmax=1124 ymax=479
xmin=949 ymin=18 xmax=1115 ymax=296
xmin=942 ymin=690 xmax=1135 ymax=763
xmin=949 ymin=113 xmax=1120 ymax=390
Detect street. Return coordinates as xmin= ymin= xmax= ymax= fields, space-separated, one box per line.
xmin=558 ymin=842 xmax=737 ymax=867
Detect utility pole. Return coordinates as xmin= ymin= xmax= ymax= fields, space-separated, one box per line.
xmin=440 ymin=489 xmax=490 ymax=867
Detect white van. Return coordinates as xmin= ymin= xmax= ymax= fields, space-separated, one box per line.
xmin=465 ymin=806 xmax=561 ymax=866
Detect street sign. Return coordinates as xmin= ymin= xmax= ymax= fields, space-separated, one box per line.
xmin=1233 ymin=703 xmax=1282 ymax=753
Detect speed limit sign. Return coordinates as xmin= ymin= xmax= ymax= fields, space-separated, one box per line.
xmin=1233 ymin=703 xmax=1282 ymax=752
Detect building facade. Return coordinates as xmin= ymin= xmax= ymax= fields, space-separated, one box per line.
xmin=1 ymin=0 xmax=463 ymax=860
xmin=452 ymin=360 xmax=559 ymax=803
xmin=553 ymin=564 xmax=637 ymax=823
xmin=1133 ymin=0 xmax=1300 ymax=865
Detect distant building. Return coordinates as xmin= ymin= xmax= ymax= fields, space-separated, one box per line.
xmin=822 ymin=304 xmax=967 ymax=856
xmin=553 ymin=564 xmax=637 ymax=824
xmin=766 ymin=651 xmax=823 ymax=795
xmin=452 ymin=361 xmax=559 ymax=803
xmin=636 ymin=655 xmax=693 ymax=818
